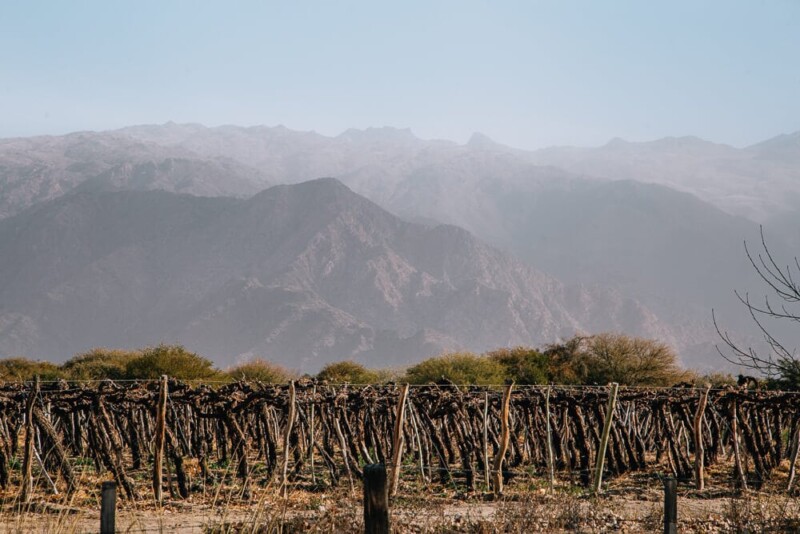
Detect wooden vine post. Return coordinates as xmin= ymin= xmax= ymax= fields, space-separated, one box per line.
xmin=363 ymin=464 xmax=390 ymax=534
xmin=592 ymin=382 xmax=619 ymax=494
xmin=491 ymin=382 xmax=514 ymax=497
xmin=152 ymin=374 xmax=168 ymax=504
xmin=310 ymin=385 xmax=316 ymax=485
xmin=281 ymin=380 xmax=297 ymax=498
xmin=389 ymin=383 xmax=410 ymax=497
xmin=787 ymin=420 xmax=800 ymax=491
xmin=545 ymin=386 xmax=555 ymax=490
xmin=693 ymin=385 xmax=710 ymax=490
xmin=730 ymin=399 xmax=747 ymax=491
xmin=483 ymin=391 xmax=490 ymax=488
xmin=663 ymin=476 xmax=678 ymax=534
xmin=20 ymin=375 xmax=39 ymax=503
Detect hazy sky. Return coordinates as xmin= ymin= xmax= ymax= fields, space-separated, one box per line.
xmin=1 ymin=1 xmax=798 ymax=149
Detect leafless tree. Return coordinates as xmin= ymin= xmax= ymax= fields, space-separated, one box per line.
xmin=713 ymin=227 xmax=800 ymax=388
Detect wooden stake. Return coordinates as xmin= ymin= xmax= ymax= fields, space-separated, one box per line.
xmin=281 ymin=380 xmax=296 ymax=498
xmin=483 ymin=391 xmax=490 ymax=489
xmin=100 ymin=481 xmax=116 ymax=534
xmin=334 ymin=416 xmax=355 ymax=493
xmin=389 ymin=383 xmax=409 ymax=497
xmin=310 ymin=385 xmax=316 ymax=485
xmin=730 ymin=400 xmax=748 ymax=492
xmin=787 ymin=418 xmax=800 ymax=492
xmin=693 ymin=386 xmax=710 ymax=490
xmin=491 ymin=382 xmax=514 ymax=496
xmin=545 ymin=386 xmax=555 ymax=490
xmin=663 ymin=476 xmax=677 ymax=534
xmin=408 ymin=405 xmax=427 ymax=482
xmin=153 ymin=375 xmax=168 ymax=505
xmin=363 ymin=463 xmax=390 ymax=534
xmin=592 ymin=382 xmax=619 ymax=494
xmin=20 ymin=375 xmax=39 ymax=503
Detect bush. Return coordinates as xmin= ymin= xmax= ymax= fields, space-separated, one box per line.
xmin=227 ymin=359 xmax=297 ymax=383
xmin=316 ymin=361 xmax=382 ymax=384
xmin=0 ymin=358 xmax=63 ymax=381
xmin=124 ymin=344 xmax=220 ymax=380
xmin=403 ymin=352 xmax=506 ymax=385
xmin=487 ymin=347 xmax=549 ymax=385
xmin=61 ymin=348 xmax=141 ymax=380
xmin=581 ymin=333 xmax=690 ymax=387
xmin=541 ymin=336 xmax=592 ymax=384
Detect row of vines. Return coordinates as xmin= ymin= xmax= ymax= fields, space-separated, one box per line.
xmin=1 ymin=378 xmax=799 ymax=503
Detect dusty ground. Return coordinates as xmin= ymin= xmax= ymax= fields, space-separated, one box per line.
xmin=0 ymin=486 xmax=798 ymax=533
xmin=0 ymin=461 xmax=798 ymax=532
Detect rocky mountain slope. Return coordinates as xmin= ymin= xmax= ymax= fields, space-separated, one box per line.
xmin=530 ymin=134 xmax=800 ymax=222
xmin=2 ymin=123 xmax=796 ymax=369
xmin=0 ymin=179 xmax=681 ymax=371
xmin=0 ymin=130 xmax=269 ymax=219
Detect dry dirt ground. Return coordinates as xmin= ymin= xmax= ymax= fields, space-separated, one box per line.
xmin=0 ymin=488 xmax=798 ymax=533
xmin=0 ymin=464 xmax=798 ymax=533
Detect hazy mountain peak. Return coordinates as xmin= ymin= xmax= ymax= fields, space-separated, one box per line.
xmin=336 ymin=126 xmax=418 ymax=143
xmin=748 ymin=131 xmax=800 ymax=160
xmin=604 ymin=137 xmax=629 ymax=148
xmin=603 ymin=135 xmax=720 ymax=150
xmin=466 ymin=132 xmax=501 ymax=149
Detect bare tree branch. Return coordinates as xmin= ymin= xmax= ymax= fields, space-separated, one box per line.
xmin=715 ymin=226 xmax=800 ymax=388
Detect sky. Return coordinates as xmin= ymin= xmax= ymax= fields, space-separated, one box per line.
xmin=1 ymin=0 xmax=798 ymax=149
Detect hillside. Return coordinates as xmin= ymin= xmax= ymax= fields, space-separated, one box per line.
xmin=0 ymin=179 xmax=687 ymax=371
xmin=0 ymin=129 xmax=269 ymax=219
xmin=530 ymin=134 xmax=800 ymax=222
xmin=3 ymin=124 xmax=797 ymax=369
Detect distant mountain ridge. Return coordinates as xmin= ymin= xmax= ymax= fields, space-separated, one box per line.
xmin=0 ymin=179 xmax=681 ymax=371
xmin=2 ymin=123 xmax=798 ymax=370
xmin=0 ymin=130 xmax=270 ymax=219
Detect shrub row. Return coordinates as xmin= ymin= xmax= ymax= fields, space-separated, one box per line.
xmin=0 ymin=334 xmax=736 ymax=387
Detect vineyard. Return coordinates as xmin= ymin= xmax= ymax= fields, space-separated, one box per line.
xmin=1 ymin=377 xmax=798 ymax=507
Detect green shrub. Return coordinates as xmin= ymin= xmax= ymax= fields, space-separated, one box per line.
xmin=581 ymin=333 xmax=690 ymax=387
xmin=124 ymin=344 xmax=219 ymax=380
xmin=61 ymin=348 xmax=141 ymax=380
xmin=316 ymin=361 xmax=381 ymax=384
xmin=487 ymin=347 xmax=549 ymax=385
xmin=0 ymin=358 xmax=63 ymax=381
xmin=226 ymin=359 xmax=297 ymax=383
xmin=403 ymin=352 xmax=506 ymax=385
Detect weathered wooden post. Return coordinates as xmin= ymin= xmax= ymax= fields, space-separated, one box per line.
xmin=310 ymin=384 xmax=316 ymax=485
xmin=693 ymin=385 xmax=710 ymax=490
xmin=389 ymin=383 xmax=409 ymax=497
xmin=282 ymin=380 xmax=297 ymax=498
xmin=491 ymin=382 xmax=514 ymax=496
xmin=592 ymin=382 xmax=619 ymax=494
xmin=153 ymin=374 xmax=168 ymax=504
xmin=100 ymin=481 xmax=117 ymax=534
xmin=663 ymin=476 xmax=677 ymax=534
xmin=730 ymin=399 xmax=748 ymax=492
xmin=545 ymin=386 xmax=555 ymax=490
xmin=20 ymin=375 xmax=39 ymax=503
xmin=483 ymin=391 xmax=490 ymax=489
xmin=363 ymin=463 xmax=390 ymax=534
xmin=787 ymin=421 xmax=800 ymax=492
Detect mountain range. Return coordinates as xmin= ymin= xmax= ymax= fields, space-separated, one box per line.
xmin=1 ymin=123 xmax=798 ymax=370
xmin=0 ymin=179 xmax=678 ymax=371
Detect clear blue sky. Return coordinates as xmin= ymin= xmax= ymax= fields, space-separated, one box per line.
xmin=1 ymin=0 xmax=798 ymax=148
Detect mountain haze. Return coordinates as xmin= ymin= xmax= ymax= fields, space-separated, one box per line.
xmin=0 ymin=179 xmax=680 ymax=371
xmin=1 ymin=123 xmax=797 ymax=370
